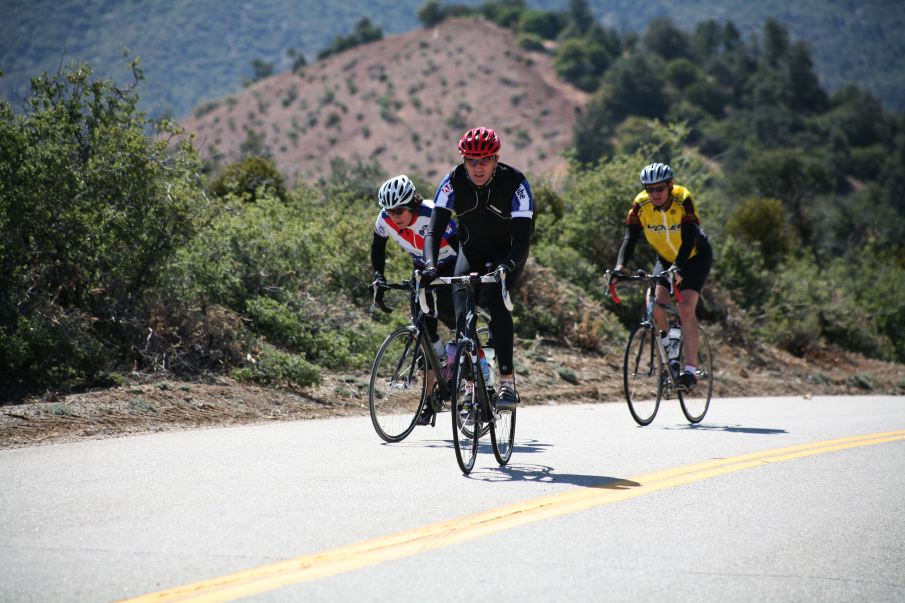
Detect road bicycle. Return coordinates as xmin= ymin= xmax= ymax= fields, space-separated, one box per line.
xmin=423 ymin=267 xmax=516 ymax=474
xmin=368 ymin=278 xmax=496 ymax=443
xmin=605 ymin=268 xmax=713 ymax=426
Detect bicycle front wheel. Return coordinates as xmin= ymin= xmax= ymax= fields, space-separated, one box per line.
xmin=451 ymin=346 xmax=481 ymax=474
xmin=624 ymin=326 xmax=662 ymax=426
xmin=678 ymin=327 xmax=714 ymax=423
xmin=369 ymin=327 xmax=428 ymax=443
xmin=490 ymin=401 xmax=516 ymax=465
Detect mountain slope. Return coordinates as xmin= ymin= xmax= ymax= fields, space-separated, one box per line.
xmin=3 ymin=0 xmax=904 ymax=120
xmin=180 ymin=18 xmax=588 ymax=183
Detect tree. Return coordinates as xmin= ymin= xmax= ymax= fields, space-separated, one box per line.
xmin=250 ymin=59 xmax=273 ymax=83
xmin=730 ymin=149 xmax=835 ymax=246
xmin=571 ymin=90 xmax=615 ymax=164
xmin=518 ymin=9 xmax=564 ymax=40
xmin=692 ymin=19 xmax=723 ymax=59
xmin=317 ymin=18 xmax=383 ymax=59
xmin=560 ymin=0 xmax=594 ymax=38
xmin=553 ymin=38 xmax=612 ymax=92
xmin=601 ymin=53 xmax=669 ymax=121
xmin=666 ymin=58 xmax=701 ymax=90
xmin=762 ymin=18 xmax=789 ymax=68
xmin=417 ymin=0 xmax=445 ymax=27
xmin=643 ymin=17 xmax=691 ymax=62
xmin=209 ymin=156 xmax=287 ymax=202
xmin=726 ymin=197 xmax=794 ymax=268
xmin=787 ymin=41 xmax=827 ymax=113
xmin=287 ymin=48 xmax=307 ymax=73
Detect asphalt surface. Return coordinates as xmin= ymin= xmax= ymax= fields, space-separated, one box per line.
xmin=1 ymin=395 xmax=903 ymax=602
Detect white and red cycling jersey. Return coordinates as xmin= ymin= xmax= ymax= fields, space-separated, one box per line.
xmin=374 ymin=202 xmax=458 ymax=268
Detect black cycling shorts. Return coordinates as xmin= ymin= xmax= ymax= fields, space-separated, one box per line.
xmin=654 ymin=238 xmax=712 ymax=293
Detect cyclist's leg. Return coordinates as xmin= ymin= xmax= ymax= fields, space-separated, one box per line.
xmin=486 ymin=250 xmax=526 ymax=379
xmin=676 ymin=241 xmax=712 ymax=376
xmin=652 ymin=257 xmax=672 ymax=334
xmin=436 ymin=264 xmax=457 ymax=332
xmin=452 ymin=252 xmax=474 ymax=338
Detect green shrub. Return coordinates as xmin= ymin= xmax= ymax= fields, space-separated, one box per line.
xmin=726 ymin=197 xmax=794 ymax=269
xmin=0 ymin=63 xmax=204 ymax=396
xmin=232 ymin=343 xmax=321 ymax=388
xmin=208 ymin=156 xmax=287 ymax=202
xmin=516 ymin=33 xmax=546 ymax=52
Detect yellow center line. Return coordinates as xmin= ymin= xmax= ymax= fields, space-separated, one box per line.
xmin=120 ymin=429 xmax=905 ymax=603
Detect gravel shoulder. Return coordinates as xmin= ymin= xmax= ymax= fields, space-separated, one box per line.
xmin=2 ymin=338 xmax=903 ymax=449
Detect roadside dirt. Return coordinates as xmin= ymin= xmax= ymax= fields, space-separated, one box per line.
xmin=2 ymin=337 xmax=903 ymax=449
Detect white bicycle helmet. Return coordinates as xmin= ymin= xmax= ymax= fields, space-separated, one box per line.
xmin=377 ymin=175 xmax=416 ymax=210
xmin=640 ymin=162 xmax=674 ymax=185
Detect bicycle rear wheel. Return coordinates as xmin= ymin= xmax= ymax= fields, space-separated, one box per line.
xmin=451 ymin=346 xmax=481 ymax=474
xmin=369 ymin=327 xmax=428 ymax=442
xmin=678 ymin=327 xmax=713 ymax=423
xmin=624 ymin=325 xmax=662 ymax=426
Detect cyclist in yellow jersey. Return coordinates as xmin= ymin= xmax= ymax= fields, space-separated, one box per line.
xmin=611 ymin=162 xmax=713 ymax=391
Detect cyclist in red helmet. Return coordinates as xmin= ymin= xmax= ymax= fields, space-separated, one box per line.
xmin=422 ymin=127 xmax=535 ymax=410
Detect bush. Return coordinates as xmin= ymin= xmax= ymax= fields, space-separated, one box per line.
xmin=208 ymin=155 xmax=287 ymax=202
xmin=518 ymin=10 xmax=564 ymax=40
xmin=726 ymin=197 xmax=794 ymax=269
xmin=232 ymin=343 xmax=321 ymax=388
xmin=0 ymin=62 xmax=204 ymax=396
xmin=516 ymin=32 xmax=546 ymax=52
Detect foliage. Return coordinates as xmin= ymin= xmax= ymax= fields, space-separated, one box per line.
xmin=4 ymin=6 xmax=905 ymax=400
xmin=208 ymin=156 xmax=288 ymax=202
xmin=0 ymin=62 xmax=205 ymax=396
xmin=317 ymin=18 xmax=384 ymax=60
xmin=164 ymin=185 xmax=387 ymax=383
xmin=725 ymin=197 xmax=794 ymax=269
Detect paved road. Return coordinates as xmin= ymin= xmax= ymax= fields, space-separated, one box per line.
xmin=1 ymin=396 xmax=904 ymax=602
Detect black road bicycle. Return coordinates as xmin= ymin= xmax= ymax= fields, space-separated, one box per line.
xmin=426 ymin=268 xmax=516 ymax=474
xmin=605 ymin=268 xmax=713 ymax=426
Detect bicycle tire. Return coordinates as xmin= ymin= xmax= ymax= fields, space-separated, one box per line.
xmin=368 ymin=327 xmax=428 ymax=442
xmin=678 ymin=326 xmax=713 ymax=423
xmin=452 ymin=331 xmax=492 ymax=440
xmin=490 ymin=400 xmax=516 ymax=465
xmin=451 ymin=345 xmax=481 ymax=474
xmin=624 ymin=325 xmax=662 ymax=426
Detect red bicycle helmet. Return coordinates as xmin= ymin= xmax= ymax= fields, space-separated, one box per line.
xmin=457 ymin=127 xmax=501 ymax=158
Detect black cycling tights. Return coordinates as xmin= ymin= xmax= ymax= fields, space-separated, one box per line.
xmin=452 ymin=250 xmax=525 ymax=376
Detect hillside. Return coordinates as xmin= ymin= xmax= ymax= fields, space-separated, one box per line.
xmin=3 ymin=0 xmax=904 ymax=121
xmin=180 ymin=18 xmax=588 ymax=183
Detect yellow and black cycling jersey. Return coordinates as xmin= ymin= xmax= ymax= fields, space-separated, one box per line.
xmin=625 ymin=184 xmax=701 ymax=264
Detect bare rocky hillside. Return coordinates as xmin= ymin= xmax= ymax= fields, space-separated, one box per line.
xmin=180 ymin=18 xmax=588 ymax=185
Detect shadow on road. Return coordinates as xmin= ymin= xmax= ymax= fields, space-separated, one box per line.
xmin=469 ymin=462 xmax=641 ymax=489
xmin=386 ymin=436 xmax=553 ymax=455
xmin=665 ymin=424 xmax=788 ymax=435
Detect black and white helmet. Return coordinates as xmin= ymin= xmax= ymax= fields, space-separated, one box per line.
xmin=378 ymin=175 xmax=416 ymax=210
xmin=639 ymin=162 xmax=674 ymax=185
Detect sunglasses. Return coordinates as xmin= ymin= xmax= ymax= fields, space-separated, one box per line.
xmin=464 ymin=156 xmax=496 ymax=167
xmin=645 ymin=184 xmax=669 ymax=194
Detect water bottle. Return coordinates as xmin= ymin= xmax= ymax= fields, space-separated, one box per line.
xmin=479 ymin=351 xmax=491 ymax=384
xmin=667 ymin=325 xmax=682 ymax=362
xmin=443 ymin=343 xmax=457 ymax=381
xmin=483 ymin=347 xmax=496 ymax=388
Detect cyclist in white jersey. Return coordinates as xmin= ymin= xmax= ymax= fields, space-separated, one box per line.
xmin=371 ymin=175 xmax=459 ymax=424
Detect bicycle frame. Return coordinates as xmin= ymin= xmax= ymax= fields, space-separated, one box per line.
xmin=606 ymin=267 xmax=713 ymax=425
xmin=418 ymin=268 xmax=516 ymax=473
xmin=416 ymin=269 xmax=510 ymax=400
xmin=608 ymin=269 xmax=683 ymax=381
xmin=374 ymin=280 xmax=451 ymax=406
